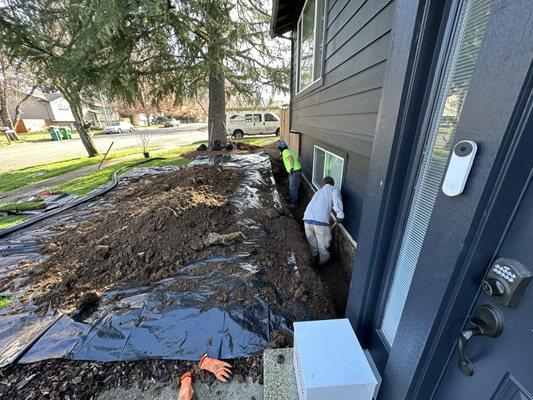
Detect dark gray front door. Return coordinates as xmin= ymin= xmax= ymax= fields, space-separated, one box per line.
xmin=433 ymin=179 xmax=533 ymax=399
xmin=427 ymin=0 xmax=533 ymax=397
xmin=363 ymin=0 xmax=533 ymax=397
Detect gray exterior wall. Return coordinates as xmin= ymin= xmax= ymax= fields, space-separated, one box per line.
xmin=291 ymin=0 xmax=395 ymax=239
xmin=7 ymin=94 xmax=52 ymax=120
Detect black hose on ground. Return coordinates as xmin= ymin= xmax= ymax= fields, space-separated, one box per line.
xmin=0 ymin=157 xmax=165 ymax=239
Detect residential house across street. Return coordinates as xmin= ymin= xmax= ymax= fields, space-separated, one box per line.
xmin=8 ymin=90 xmax=119 ymax=133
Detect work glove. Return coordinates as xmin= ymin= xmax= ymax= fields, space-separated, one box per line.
xmin=177 ymin=371 xmax=193 ymax=400
xmin=199 ymin=355 xmax=233 ymax=382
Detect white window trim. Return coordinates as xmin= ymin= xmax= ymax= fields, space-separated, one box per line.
xmin=296 ymin=0 xmax=325 ymax=94
xmin=312 ymin=145 xmax=345 ymax=189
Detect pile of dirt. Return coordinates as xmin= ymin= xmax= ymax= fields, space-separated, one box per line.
xmin=1 ymin=164 xmax=332 ymax=321
xmin=2 ymin=165 xmax=242 ymax=311
xmin=0 ymin=149 xmax=337 ymax=398
xmin=0 ymin=356 xmax=263 ymax=399
xmin=184 ymin=140 xmax=264 ymax=159
xmin=2 ymin=155 xmax=334 ymax=318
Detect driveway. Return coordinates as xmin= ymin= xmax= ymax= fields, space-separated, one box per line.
xmin=0 ymin=124 xmax=208 ymax=173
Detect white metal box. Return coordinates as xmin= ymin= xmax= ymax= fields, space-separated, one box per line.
xmin=293 ymin=319 xmax=377 ymax=400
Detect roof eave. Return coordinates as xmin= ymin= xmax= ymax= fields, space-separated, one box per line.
xmin=270 ymin=0 xmax=296 ymax=37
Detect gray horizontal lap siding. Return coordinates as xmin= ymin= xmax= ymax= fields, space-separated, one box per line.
xmin=291 ymin=0 xmax=395 ymax=239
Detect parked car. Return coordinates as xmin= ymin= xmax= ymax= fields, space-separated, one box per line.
xmin=103 ymin=121 xmax=134 ymax=134
xmin=226 ymin=111 xmax=280 ymax=139
xmin=164 ymin=118 xmax=181 ymax=127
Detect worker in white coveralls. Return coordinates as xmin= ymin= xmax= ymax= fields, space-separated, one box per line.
xmin=303 ymin=176 xmax=344 ymax=265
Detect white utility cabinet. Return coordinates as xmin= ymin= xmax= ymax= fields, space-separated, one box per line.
xmin=293 ymin=318 xmax=377 ymax=400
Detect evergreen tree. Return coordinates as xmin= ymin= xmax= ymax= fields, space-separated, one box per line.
xmin=0 ymin=1 xmax=137 ymax=156
xmin=0 ymin=0 xmax=289 ymax=152
xmin=112 ymin=0 xmax=289 ymax=146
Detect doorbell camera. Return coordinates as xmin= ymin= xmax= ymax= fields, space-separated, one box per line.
xmin=442 ymin=140 xmax=477 ymax=196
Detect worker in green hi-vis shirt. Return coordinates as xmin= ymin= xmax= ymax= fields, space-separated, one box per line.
xmin=277 ymin=140 xmax=302 ymax=208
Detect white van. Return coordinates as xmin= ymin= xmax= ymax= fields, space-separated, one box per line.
xmin=226 ymin=111 xmax=280 ymax=139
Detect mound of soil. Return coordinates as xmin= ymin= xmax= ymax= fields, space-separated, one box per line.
xmin=0 ymin=148 xmax=337 ymax=399
xmin=2 ymin=160 xmax=334 ymax=322
xmin=184 ymin=140 xmax=263 ymax=159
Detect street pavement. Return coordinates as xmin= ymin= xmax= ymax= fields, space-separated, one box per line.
xmin=0 ymin=123 xmax=208 ymax=173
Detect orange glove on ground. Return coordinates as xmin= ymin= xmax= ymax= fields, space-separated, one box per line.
xmin=177 ymin=371 xmax=193 ymax=400
xmin=199 ymin=354 xmax=233 ymax=382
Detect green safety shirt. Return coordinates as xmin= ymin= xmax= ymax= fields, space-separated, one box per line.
xmin=281 ymin=149 xmax=301 ymax=174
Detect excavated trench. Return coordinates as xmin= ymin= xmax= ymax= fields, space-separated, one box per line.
xmin=0 ymin=146 xmax=338 ymax=399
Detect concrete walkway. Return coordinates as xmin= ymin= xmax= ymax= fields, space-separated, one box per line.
xmin=98 ymin=378 xmax=262 ymax=400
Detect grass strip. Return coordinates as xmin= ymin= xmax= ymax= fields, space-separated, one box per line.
xmin=0 ymin=199 xmax=45 ymax=213
xmin=0 ymin=296 xmax=13 ymax=309
xmin=0 ymin=214 xmax=26 ymax=229
xmin=0 ymin=148 xmax=143 ymax=193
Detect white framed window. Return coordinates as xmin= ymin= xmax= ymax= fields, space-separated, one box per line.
xmin=312 ymin=146 xmax=344 ymax=189
xmin=296 ymin=0 xmax=325 ymax=93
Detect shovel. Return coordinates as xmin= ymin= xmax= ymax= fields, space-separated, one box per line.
xmin=331 ymin=217 xmax=339 ymax=232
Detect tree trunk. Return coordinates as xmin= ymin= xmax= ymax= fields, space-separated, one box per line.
xmin=70 ymin=101 xmax=99 ymax=157
xmin=13 ymin=85 xmax=37 ymax=132
xmin=0 ymin=94 xmax=19 ymax=143
xmin=207 ymin=69 xmax=227 ymax=147
xmin=0 ymin=92 xmax=13 ymax=130
xmin=0 ymin=57 xmax=14 ymax=131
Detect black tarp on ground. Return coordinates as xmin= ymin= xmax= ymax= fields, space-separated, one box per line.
xmin=0 ymin=153 xmax=296 ymax=367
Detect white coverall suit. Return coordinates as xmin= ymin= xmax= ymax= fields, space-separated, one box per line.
xmin=303 ymin=184 xmax=344 ymax=264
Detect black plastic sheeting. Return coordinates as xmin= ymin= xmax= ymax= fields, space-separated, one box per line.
xmin=0 ymin=153 xmax=294 ymax=367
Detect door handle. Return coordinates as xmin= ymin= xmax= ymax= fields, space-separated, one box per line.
xmin=458 ymin=304 xmax=504 ymax=376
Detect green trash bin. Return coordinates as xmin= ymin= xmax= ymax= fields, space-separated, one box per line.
xmin=48 ymin=126 xmax=62 ymax=141
xmin=59 ymin=127 xmax=72 ymax=139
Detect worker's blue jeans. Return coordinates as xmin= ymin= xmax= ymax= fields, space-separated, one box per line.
xmin=289 ymin=169 xmax=302 ymax=205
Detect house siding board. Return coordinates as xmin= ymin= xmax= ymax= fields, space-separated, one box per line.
xmin=292 ymin=62 xmax=387 ymax=109
xmin=295 ymin=126 xmax=374 ymax=156
xmin=324 ymin=32 xmax=391 ymax=87
xmin=293 ymin=112 xmax=378 ymax=136
xmin=294 ymin=32 xmax=391 ymax=108
xmin=327 ymin=0 xmax=353 ymax=28
xmin=326 ymin=1 xmax=395 ymax=70
xmin=327 ymin=0 xmax=392 ymax=52
xmin=291 ymin=0 xmax=395 ymax=240
xmin=293 ymin=88 xmax=382 ymax=117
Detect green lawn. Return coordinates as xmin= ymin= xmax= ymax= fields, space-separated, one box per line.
xmin=0 ymin=130 xmax=56 ymax=147
xmin=0 ymin=199 xmax=45 ymax=213
xmin=0 ymin=296 xmax=13 ymax=309
xmin=0 ymin=148 xmax=145 ymax=194
xmin=51 ymin=143 xmax=200 ymax=195
xmin=0 ymin=214 xmax=26 ymax=229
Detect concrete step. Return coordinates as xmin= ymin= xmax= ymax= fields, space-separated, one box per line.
xmin=263 ymin=348 xmax=299 ymax=400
